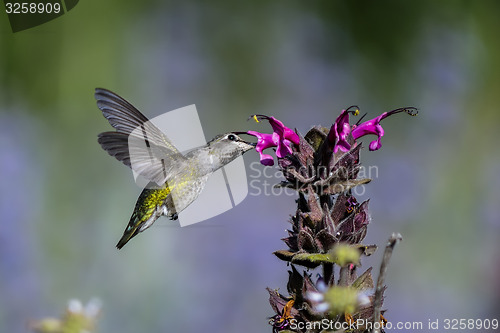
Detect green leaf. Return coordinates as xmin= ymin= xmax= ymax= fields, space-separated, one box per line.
xmin=351 ymin=267 xmax=374 ymax=290
xmin=355 ymin=244 xmax=377 ymax=257
xmin=304 ymin=126 xmax=328 ymax=151
xmin=273 ymin=250 xmax=296 ymax=262
xmin=291 ymin=253 xmax=333 ymax=268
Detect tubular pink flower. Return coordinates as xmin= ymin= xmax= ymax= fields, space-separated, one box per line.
xmin=267 ymin=116 xmax=300 ymax=146
xmin=246 ymin=115 xmax=299 ymax=166
xmin=351 ymin=107 xmax=418 ymax=151
xmin=328 ymin=106 xmax=359 ymax=153
xmin=246 ymin=131 xmax=278 ymax=166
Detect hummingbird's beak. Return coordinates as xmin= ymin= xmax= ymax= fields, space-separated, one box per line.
xmin=246 ymin=141 xmax=257 ymax=147
xmin=233 ymin=132 xmax=257 ymax=147
xmin=241 ymin=139 xmax=257 ymax=152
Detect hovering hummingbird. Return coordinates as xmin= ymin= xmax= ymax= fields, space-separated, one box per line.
xmin=95 ymin=88 xmax=255 ymax=249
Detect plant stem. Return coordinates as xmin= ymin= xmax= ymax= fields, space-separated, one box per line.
xmin=323 ymin=263 xmax=334 ymax=285
xmin=338 ymin=266 xmax=349 ymax=286
xmin=372 ymin=233 xmax=402 ymax=333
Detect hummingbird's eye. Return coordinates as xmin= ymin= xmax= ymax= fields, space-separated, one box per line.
xmin=227 ymin=134 xmax=236 ymax=141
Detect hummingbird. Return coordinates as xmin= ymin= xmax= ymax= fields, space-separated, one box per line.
xmin=95 ymin=88 xmax=255 ymax=249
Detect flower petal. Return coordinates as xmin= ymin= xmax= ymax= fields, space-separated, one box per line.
xmin=314 ymin=302 xmax=330 ymax=312
xmin=247 ymin=131 xmax=276 ymax=152
xmin=276 ymin=139 xmax=294 ymax=158
xmin=259 ymin=153 xmax=275 ymax=166
xmin=369 ymin=138 xmax=382 ymax=151
xmin=255 ymin=115 xmax=300 ymax=145
xmin=247 ymin=115 xmax=299 ymax=165
xmin=328 ymin=106 xmax=359 ymax=153
xmin=307 ymin=291 xmax=324 ymax=302
xmin=351 ymin=107 xmax=417 ymax=151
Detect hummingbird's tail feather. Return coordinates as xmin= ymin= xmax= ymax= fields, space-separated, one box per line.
xmin=116 ymin=227 xmax=140 ymax=250
xmin=116 ymin=198 xmax=161 ymax=249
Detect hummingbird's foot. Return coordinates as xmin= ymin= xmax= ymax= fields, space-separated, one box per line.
xmin=171 ymin=213 xmax=179 ymax=220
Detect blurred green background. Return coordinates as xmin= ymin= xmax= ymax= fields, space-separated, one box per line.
xmin=1 ymin=1 xmax=499 ymax=332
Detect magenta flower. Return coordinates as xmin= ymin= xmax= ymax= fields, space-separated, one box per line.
xmin=246 ymin=115 xmax=300 ymax=166
xmin=351 ymin=107 xmax=418 ymax=151
xmin=328 ymin=106 xmax=360 ymax=153
xmin=245 ymin=131 xmax=276 ymax=166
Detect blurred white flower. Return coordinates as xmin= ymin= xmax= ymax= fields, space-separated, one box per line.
xmin=30 ymin=298 xmax=101 ymax=333
xmin=68 ymin=299 xmax=83 ymax=314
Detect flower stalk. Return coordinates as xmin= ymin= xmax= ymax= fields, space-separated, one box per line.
xmin=372 ymin=233 xmax=403 ymax=333
xmin=249 ymin=107 xmax=416 ymax=333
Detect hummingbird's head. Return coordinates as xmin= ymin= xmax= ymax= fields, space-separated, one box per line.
xmin=202 ymin=132 xmax=256 ymax=169
xmin=208 ymin=132 xmax=256 ymax=156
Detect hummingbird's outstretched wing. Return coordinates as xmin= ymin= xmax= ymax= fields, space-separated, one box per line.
xmin=96 ymin=88 xmax=186 ymax=185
